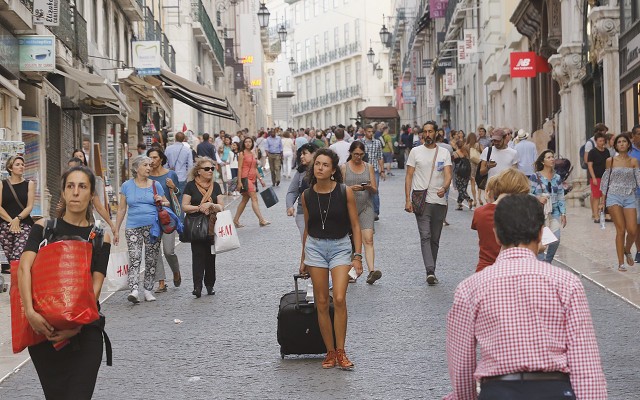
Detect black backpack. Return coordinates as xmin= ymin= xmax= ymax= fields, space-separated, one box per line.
xmin=579 ymin=138 xmax=594 ymax=170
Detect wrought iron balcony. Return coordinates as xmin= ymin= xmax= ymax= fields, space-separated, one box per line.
xmin=444 ymin=0 xmax=459 ymax=31
xmin=192 ymin=0 xmax=224 ymax=75
xmin=74 ymin=9 xmax=88 ymax=63
xmin=143 ymin=7 xmax=175 ymax=72
xmin=292 ymin=85 xmax=361 ymax=115
xmin=293 ymin=42 xmax=361 ymax=75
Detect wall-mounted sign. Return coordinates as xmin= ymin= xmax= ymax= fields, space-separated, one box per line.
xmin=402 ymin=80 xmax=415 ymax=103
xmin=18 ymin=35 xmax=55 ymax=72
xmin=464 ymin=29 xmax=477 ymax=54
xmin=33 ymin=0 xmax=60 ymax=26
xmin=250 ymin=79 xmax=262 ymax=87
xmin=437 ymin=59 xmax=453 ymax=68
xmin=233 ymin=63 xmax=244 ymax=90
xmin=416 ymin=76 xmax=426 ymax=86
xmin=224 ymin=38 xmax=235 ymax=65
xmin=426 ymin=75 xmax=436 ymax=108
xmin=457 ymin=41 xmax=469 ymax=64
xmin=430 ymin=0 xmax=449 ymax=18
xmin=625 ymin=33 xmax=640 ymax=72
xmin=422 ymin=59 xmax=432 ymax=69
xmin=132 ymin=41 xmax=161 ymax=76
xmin=443 ymin=68 xmax=456 ymax=96
xmin=510 ymin=51 xmax=550 ymax=78
xmin=240 ymin=56 xmax=254 ymax=64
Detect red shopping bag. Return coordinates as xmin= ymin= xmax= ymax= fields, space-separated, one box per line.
xmin=10 ymin=260 xmax=46 ymax=353
xmin=10 ymin=240 xmax=99 ymax=353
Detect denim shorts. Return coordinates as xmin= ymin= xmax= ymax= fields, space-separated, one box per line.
xmin=383 ymin=152 xmax=394 ymax=163
xmin=304 ymin=235 xmax=352 ymax=270
xmin=637 ymin=195 xmax=640 ymax=224
xmin=606 ymin=193 xmax=636 ymax=209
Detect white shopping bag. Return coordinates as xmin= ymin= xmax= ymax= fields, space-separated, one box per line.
xmin=104 ymin=252 xmax=129 ymax=291
xmin=214 ymin=210 xmax=240 ymax=253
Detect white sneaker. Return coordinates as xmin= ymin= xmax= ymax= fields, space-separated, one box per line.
xmin=127 ymin=289 xmax=140 ymax=304
xmin=144 ymin=290 xmax=156 ymax=302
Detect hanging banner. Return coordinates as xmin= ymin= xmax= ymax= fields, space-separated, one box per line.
xmin=224 ymin=38 xmax=235 ymax=65
xmin=430 ymin=0 xmax=449 ymax=18
xmin=402 ymin=80 xmax=415 ymax=103
xmin=510 ymin=52 xmax=550 ymax=78
xmin=443 ymin=68 xmax=456 ymax=96
xmin=33 ymin=0 xmax=60 ymax=26
xmin=233 ymin=63 xmax=244 ymax=89
xmin=464 ymin=29 xmax=478 ymax=54
xmin=132 ymin=41 xmax=161 ymax=76
xmin=18 ymin=35 xmax=55 ymax=72
xmin=457 ymin=41 xmax=469 ymax=64
xmin=426 ymin=75 xmax=436 ymax=108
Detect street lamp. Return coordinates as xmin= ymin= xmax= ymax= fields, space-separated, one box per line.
xmin=257 ymin=2 xmax=270 ymax=28
xmin=278 ymin=24 xmax=287 ymax=42
xmin=379 ymin=15 xmax=391 ymax=46
xmin=288 ymin=57 xmax=297 ymax=72
xmin=375 ymin=64 xmax=383 ymax=79
xmin=367 ymin=47 xmax=375 ymax=63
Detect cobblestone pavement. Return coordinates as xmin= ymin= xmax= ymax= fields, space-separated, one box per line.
xmin=1 ymin=170 xmax=640 ymax=399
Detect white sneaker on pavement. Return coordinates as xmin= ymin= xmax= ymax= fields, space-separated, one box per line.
xmin=144 ymin=290 xmax=156 ymax=302
xmin=127 ymin=289 xmax=140 ymax=304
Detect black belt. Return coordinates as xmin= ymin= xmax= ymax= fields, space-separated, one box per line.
xmin=482 ymin=372 xmax=569 ymax=383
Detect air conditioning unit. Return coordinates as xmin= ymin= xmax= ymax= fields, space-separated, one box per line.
xmin=0 ymin=128 xmax=7 ymax=141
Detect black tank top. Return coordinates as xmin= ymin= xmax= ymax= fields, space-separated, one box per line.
xmin=2 ymin=180 xmax=34 ymax=225
xmin=306 ymin=183 xmax=350 ymax=239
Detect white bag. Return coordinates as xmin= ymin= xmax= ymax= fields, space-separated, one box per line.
xmin=104 ymin=252 xmax=129 ymax=292
xmin=214 ymin=210 xmax=240 ymax=253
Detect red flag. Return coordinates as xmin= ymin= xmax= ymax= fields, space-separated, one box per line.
xmin=182 ymin=123 xmax=187 ymax=132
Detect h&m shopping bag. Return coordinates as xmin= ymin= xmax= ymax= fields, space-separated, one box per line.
xmin=104 ymin=252 xmax=129 ymax=292
xmin=214 ymin=210 xmax=240 ymax=254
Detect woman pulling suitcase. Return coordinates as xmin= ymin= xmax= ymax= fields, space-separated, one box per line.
xmin=299 ymin=148 xmax=363 ymax=370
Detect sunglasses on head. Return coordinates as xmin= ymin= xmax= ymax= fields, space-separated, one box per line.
xmin=201 ymin=167 xmax=215 ymax=171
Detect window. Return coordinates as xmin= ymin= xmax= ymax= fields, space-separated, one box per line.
xmin=345 ymin=64 xmax=351 ymax=85
xmin=333 ymin=0 xmax=338 ymax=9
xmin=103 ymin=2 xmax=109 ymax=56
xmin=92 ymin=0 xmax=98 ymax=42
xmin=334 ymin=27 xmax=339 ymax=49
xmin=325 ymin=72 xmax=331 ymax=94
xmin=124 ymin=31 xmax=129 ymax=65
xmin=297 ymin=81 xmax=303 ymax=99
xmin=286 ymin=76 xmax=291 ymax=91
xmin=354 ymin=19 xmax=360 ymax=43
xmin=324 ymin=31 xmax=329 ymax=53
xmin=345 ymin=103 xmax=352 ymax=120
xmin=114 ymin=16 xmax=120 ymax=63
xmin=278 ymin=79 xmax=283 ymax=92
xmin=335 ymin=68 xmax=341 ymax=91
xmin=296 ymin=42 xmax=302 ymax=62
xmin=314 ymin=35 xmax=320 ymax=56
xmin=323 ymin=0 xmax=328 ymax=12
xmin=336 ymin=106 xmax=341 ymax=124
xmin=325 ymin=110 xmax=332 ymax=127
xmin=355 ymin=61 xmax=361 ymax=84
xmin=314 ymin=0 xmax=320 ymax=16
xmin=315 ymin=75 xmax=321 ymax=97
xmin=77 ymin=0 xmax=84 ymax=16
xmin=344 ymin=23 xmax=349 ymax=45
xmin=306 ymin=78 xmax=312 ymax=99
xmin=304 ymin=0 xmax=310 ymax=20
xmin=305 ymin=39 xmax=311 ymax=60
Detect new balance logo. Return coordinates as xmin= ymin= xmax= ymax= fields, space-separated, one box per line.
xmin=516 ymin=58 xmax=531 ymax=67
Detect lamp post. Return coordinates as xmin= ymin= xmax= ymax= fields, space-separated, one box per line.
xmin=367 ymin=47 xmax=375 ymax=64
xmin=375 ymin=65 xmax=383 ymax=80
xmin=379 ymin=14 xmax=391 ymax=47
xmin=257 ymin=2 xmax=270 ymax=28
xmin=278 ymin=24 xmax=287 ymax=42
xmin=288 ymin=57 xmax=297 ymax=72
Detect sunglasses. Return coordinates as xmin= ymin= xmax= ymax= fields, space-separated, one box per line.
xmin=200 ymin=167 xmax=215 ymax=172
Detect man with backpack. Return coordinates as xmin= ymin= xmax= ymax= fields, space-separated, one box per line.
xmin=581 ymin=123 xmax=608 ymax=171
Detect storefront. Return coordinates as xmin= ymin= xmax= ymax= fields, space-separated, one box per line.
xmin=621 ymin=30 xmax=640 ymax=132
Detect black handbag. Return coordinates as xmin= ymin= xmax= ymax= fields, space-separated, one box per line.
xmin=476 ymin=146 xmax=493 ymax=190
xmin=239 ymin=177 xmax=249 ymax=193
xmin=179 ymin=213 xmax=212 ymax=243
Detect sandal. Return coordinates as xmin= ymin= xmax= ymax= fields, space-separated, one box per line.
xmin=259 ymin=220 xmax=271 ymax=227
xmin=336 ymin=349 xmax=354 ymax=370
xmin=322 ymin=350 xmax=337 ymax=369
xmin=233 ymin=220 xmax=244 ymax=228
xmin=456 ymin=205 xmax=463 ymax=211
xmin=155 ymin=284 xmax=167 ymax=293
xmin=619 ymin=264 xmax=628 ymax=272
xmin=625 ymin=252 xmax=634 ymax=266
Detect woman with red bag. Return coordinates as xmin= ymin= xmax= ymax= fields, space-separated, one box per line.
xmin=17 ymin=166 xmax=112 ymax=399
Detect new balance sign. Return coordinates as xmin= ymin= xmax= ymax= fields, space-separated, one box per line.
xmin=510 ymin=52 xmax=549 ymax=78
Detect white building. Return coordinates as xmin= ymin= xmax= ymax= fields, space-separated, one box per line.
xmin=269 ymin=0 xmax=391 ymax=129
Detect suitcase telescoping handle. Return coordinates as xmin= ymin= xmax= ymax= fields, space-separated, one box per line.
xmin=293 ymin=273 xmax=310 ymax=310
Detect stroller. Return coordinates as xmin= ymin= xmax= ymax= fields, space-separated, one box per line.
xmin=554 ymin=157 xmax=573 ymax=194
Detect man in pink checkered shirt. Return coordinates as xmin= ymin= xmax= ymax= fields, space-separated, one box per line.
xmin=445 ymin=194 xmax=607 ymax=400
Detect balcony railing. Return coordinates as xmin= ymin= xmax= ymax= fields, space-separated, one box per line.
xmin=50 ymin=0 xmax=74 ymax=51
xmin=444 ymin=0 xmax=460 ymax=31
xmin=143 ymin=7 xmax=176 ymax=72
xmin=19 ymin=0 xmax=33 ymax=11
xmin=293 ymin=42 xmax=361 ymax=75
xmin=192 ymin=0 xmax=224 ymax=69
xmin=292 ymin=85 xmax=361 ymax=114
xmin=74 ymin=9 xmax=88 ymax=63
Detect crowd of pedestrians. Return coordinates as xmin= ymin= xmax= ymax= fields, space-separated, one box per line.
xmin=3 ymin=117 xmax=630 ymax=399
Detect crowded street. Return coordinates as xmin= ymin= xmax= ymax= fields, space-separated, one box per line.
xmin=1 ymin=171 xmax=640 ymax=399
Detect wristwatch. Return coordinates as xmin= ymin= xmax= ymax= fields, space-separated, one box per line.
xmin=16 ymin=215 xmax=23 ymax=221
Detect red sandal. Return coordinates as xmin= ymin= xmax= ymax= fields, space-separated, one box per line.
xmin=322 ymin=350 xmax=337 ymax=369
xmin=336 ymin=349 xmax=354 ymax=370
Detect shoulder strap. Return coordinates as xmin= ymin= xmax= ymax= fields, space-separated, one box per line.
xmin=487 ymin=145 xmax=493 ymax=161
xmin=303 ymin=188 xmax=310 ymax=207
xmin=340 ymin=183 xmax=346 ymax=199
xmin=4 ymin=179 xmax=26 ymax=210
xmin=425 ymin=146 xmax=439 ymax=189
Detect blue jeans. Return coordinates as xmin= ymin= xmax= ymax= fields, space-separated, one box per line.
xmin=538 ymin=216 xmax=561 ymax=263
xmin=373 ymin=171 xmax=380 ymax=215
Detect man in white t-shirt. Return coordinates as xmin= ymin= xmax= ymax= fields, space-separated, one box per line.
xmin=480 ymin=128 xmax=519 ymax=179
xmin=514 ymin=129 xmax=537 ymax=176
xmin=329 ymin=128 xmax=351 ymax=165
xmin=405 ymin=121 xmax=452 ymax=285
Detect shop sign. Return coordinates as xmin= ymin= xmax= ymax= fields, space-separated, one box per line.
xmin=33 ymin=0 xmax=60 ymax=26
xmin=416 ymin=76 xmax=426 ymax=86
xmin=443 ymin=68 xmax=456 ymax=96
xmin=463 ymin=29 xmax=477 ymax=53
xmin=426 ymin=75 xmax=436 ymax=107
xmin=402 ymin=80 xmax=415 ymax=103
xmin=18 ymin=35 xmax=55 ymax=72
xmin=510 ymin=51 xmax=550 ymax=78
xmin=224 ymin=38 xmax=235 ymax=65
xmin=430 ymin=0 xmax=449 ymax=18
xmin=132 ymin=41 xmax=161 ymax=76
xmin=625 ymin=34 xmax=640 ymax=71
xmin=437 ymin=59 xmax=453 ymax=68
xmin=422 ymin=59 xmax=432 ymax=69
xmin=457 ymin=41 xmax=469 ymax=64
xmin=0 ymin=25 xmax=19 ymax=78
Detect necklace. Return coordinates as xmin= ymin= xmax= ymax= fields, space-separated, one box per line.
xmin=316 ymin=189 xmax=332 ymax=230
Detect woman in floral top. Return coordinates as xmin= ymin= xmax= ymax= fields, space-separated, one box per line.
xmin=530 ymin=150 xmax=566 ymax=262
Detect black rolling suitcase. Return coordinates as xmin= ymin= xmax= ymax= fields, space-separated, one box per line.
xmin=277 ymin=274 xmax=334 ymax=359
